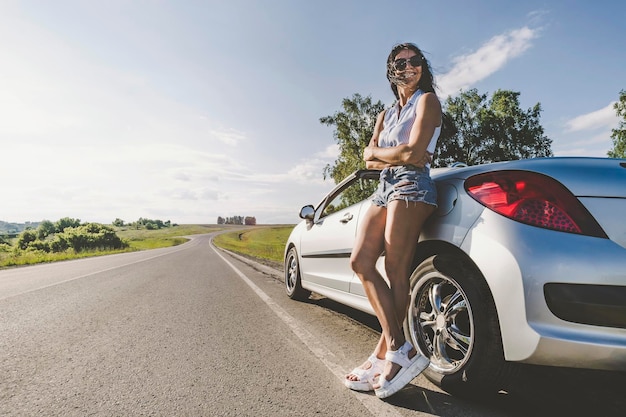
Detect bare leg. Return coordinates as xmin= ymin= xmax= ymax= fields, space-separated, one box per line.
xmin=345 ymin=204 xmax=388 ymax=383
xmin=373 ymin=199 xmax=435 ymax=388
xmin=350 ymin=203 xmax=400 ymax=341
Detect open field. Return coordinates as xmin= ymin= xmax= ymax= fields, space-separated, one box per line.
xmin=116 ymin=224 xmax=225 ymax=250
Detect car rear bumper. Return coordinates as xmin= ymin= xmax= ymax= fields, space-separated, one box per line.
xmin=462 ymin=210 xmax=626 ymax=370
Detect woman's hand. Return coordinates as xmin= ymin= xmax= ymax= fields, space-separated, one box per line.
xmin=363 ymin=145 xmax=376 ymax=162
xmin=412 ymin=151 xmax=433 ymax=167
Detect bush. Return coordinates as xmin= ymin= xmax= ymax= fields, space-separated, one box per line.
xmin=49 ymin=235 xmax=69 ymax=252
xmin=61 ymin=223 xmax=128 ymax=252
xmin=16 ymin=230 xmax=37 ymax=250
xmin=12 ymin=221 xmax=128 ymax=254
xmin=28 ymin=240 xmax=50 ymax=252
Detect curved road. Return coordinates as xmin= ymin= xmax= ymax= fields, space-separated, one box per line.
xmin=1 ymin=234 xmax=623 ymax=416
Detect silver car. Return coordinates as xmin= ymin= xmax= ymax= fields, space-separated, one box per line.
xmin=283 ymin=157 xmax=626 ymax=396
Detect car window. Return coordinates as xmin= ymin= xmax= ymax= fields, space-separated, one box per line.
xmin=321 ymin=177 xmax=378 ymax=218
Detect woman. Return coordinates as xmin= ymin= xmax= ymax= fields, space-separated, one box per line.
xmin=344 ymin=43 xmax=441 ymax=399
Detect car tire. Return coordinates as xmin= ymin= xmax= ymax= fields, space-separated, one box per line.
xmin=284 ymin=247 xmax=311 ymax=301
xmin=404 ymin=254 xmax=516 ymax=397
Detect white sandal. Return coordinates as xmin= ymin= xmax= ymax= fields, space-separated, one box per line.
xmin=344 ymin=354 xmax=385 ymax=392
xmin=374 ymin=341 xmax=430 ymax=399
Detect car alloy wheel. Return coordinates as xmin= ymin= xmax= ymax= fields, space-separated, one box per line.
xmin=405 ymin=254 xmax=514 ymax=396
xmin=408 ymin=267 xmax=473 ymax=374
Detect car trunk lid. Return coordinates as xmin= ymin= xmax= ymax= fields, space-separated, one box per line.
xmin=536 ymin=159 xmax=626 ymax=248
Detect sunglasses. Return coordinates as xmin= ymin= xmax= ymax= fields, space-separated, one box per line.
xmin=393 ymin=55 xmax=423 ymax=71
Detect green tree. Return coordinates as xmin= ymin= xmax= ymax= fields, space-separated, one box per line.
xmin=320 ymin=93 xmax=385 ymax=184
xmin=131 ymin=217 xmax=169 ymax=230
xmin=37 ymin=220 xmax=56 ymax=240
xmin=55 ymin=217 xmax=81 ymax=233
xmin=437 ymin=89 xmax=552 ymax=166
xmin=608 ymin=89 xmax=626 ymax=158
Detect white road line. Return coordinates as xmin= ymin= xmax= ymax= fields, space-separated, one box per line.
xmin=211 ymin=242 xmax=408 ymax=417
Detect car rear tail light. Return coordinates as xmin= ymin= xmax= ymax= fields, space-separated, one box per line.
xmin=465 ymin=170 xmax=608 ymax=238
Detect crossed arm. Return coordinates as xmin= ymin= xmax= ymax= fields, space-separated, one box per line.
xmin=364 ymin=92 xmax=441 ymax=170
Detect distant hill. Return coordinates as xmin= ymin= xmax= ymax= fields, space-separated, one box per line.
xmin=0 ymin=220 xmax=40 ymax=235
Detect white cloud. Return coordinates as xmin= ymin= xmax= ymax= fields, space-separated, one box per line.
xmin=527 ymin=9 xmax=549 ymax=25
xmin=318 ymin=143 xmax=340 ymax=159
xmin=209 ymin=127 xmax=247 ymax=146
xmin=438 ymin=27 xmax=538 ymax=98
xmin=287 ymin=161 xmax=327 ymax=182
xmin=564 ymin=102 xmax=618 ymax=132
xmin=285 ymin=144 xmax=340 ymax=184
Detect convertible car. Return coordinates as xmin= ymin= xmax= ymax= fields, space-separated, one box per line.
xmin=283 ymin=157 xmax=626 ymax=395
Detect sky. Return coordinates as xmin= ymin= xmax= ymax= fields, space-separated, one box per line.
xmin=1 ymin=0 xmax=624 ymax=225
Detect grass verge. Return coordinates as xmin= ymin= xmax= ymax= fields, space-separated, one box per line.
xmin=0 ymin=247 xmax=136 ymax=268
xmin=212 ymin=225 xmax=294 ymax=266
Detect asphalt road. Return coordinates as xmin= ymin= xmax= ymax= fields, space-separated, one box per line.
xmin=1 ymin=233 xmax=624 ymax=417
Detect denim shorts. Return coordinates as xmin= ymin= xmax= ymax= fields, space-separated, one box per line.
xmin=371 ymin=165 xmax=438 ymax=208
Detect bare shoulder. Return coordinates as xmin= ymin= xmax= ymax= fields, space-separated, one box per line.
xmin=420 ymin=92 xmax=442 ymax=109
xmin=416 ymin=92 xmax=442 ymax=120
xmin=373 ymin=109 xmax=387 ymax=128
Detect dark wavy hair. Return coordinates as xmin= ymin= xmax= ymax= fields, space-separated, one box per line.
xmin=386 ymin=43 xmax=436 ymax=99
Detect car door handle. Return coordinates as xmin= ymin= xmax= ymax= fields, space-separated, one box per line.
xmin=340 ymin=213 xmax=354 ymax=223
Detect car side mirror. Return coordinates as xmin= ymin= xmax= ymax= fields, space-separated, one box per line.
xmin=299 ymin=205 xmax=315 ymax=220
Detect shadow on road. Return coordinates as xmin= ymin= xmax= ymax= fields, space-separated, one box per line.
xmin=309 ymin=295 xmax=626 ymax=417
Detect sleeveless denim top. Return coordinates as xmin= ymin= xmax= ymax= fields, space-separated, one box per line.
xmin=377 ymin=89 xmax=441 ymax=156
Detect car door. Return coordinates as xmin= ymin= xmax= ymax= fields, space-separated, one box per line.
xmin=299 ymin=172 xmax=379 ymax=293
